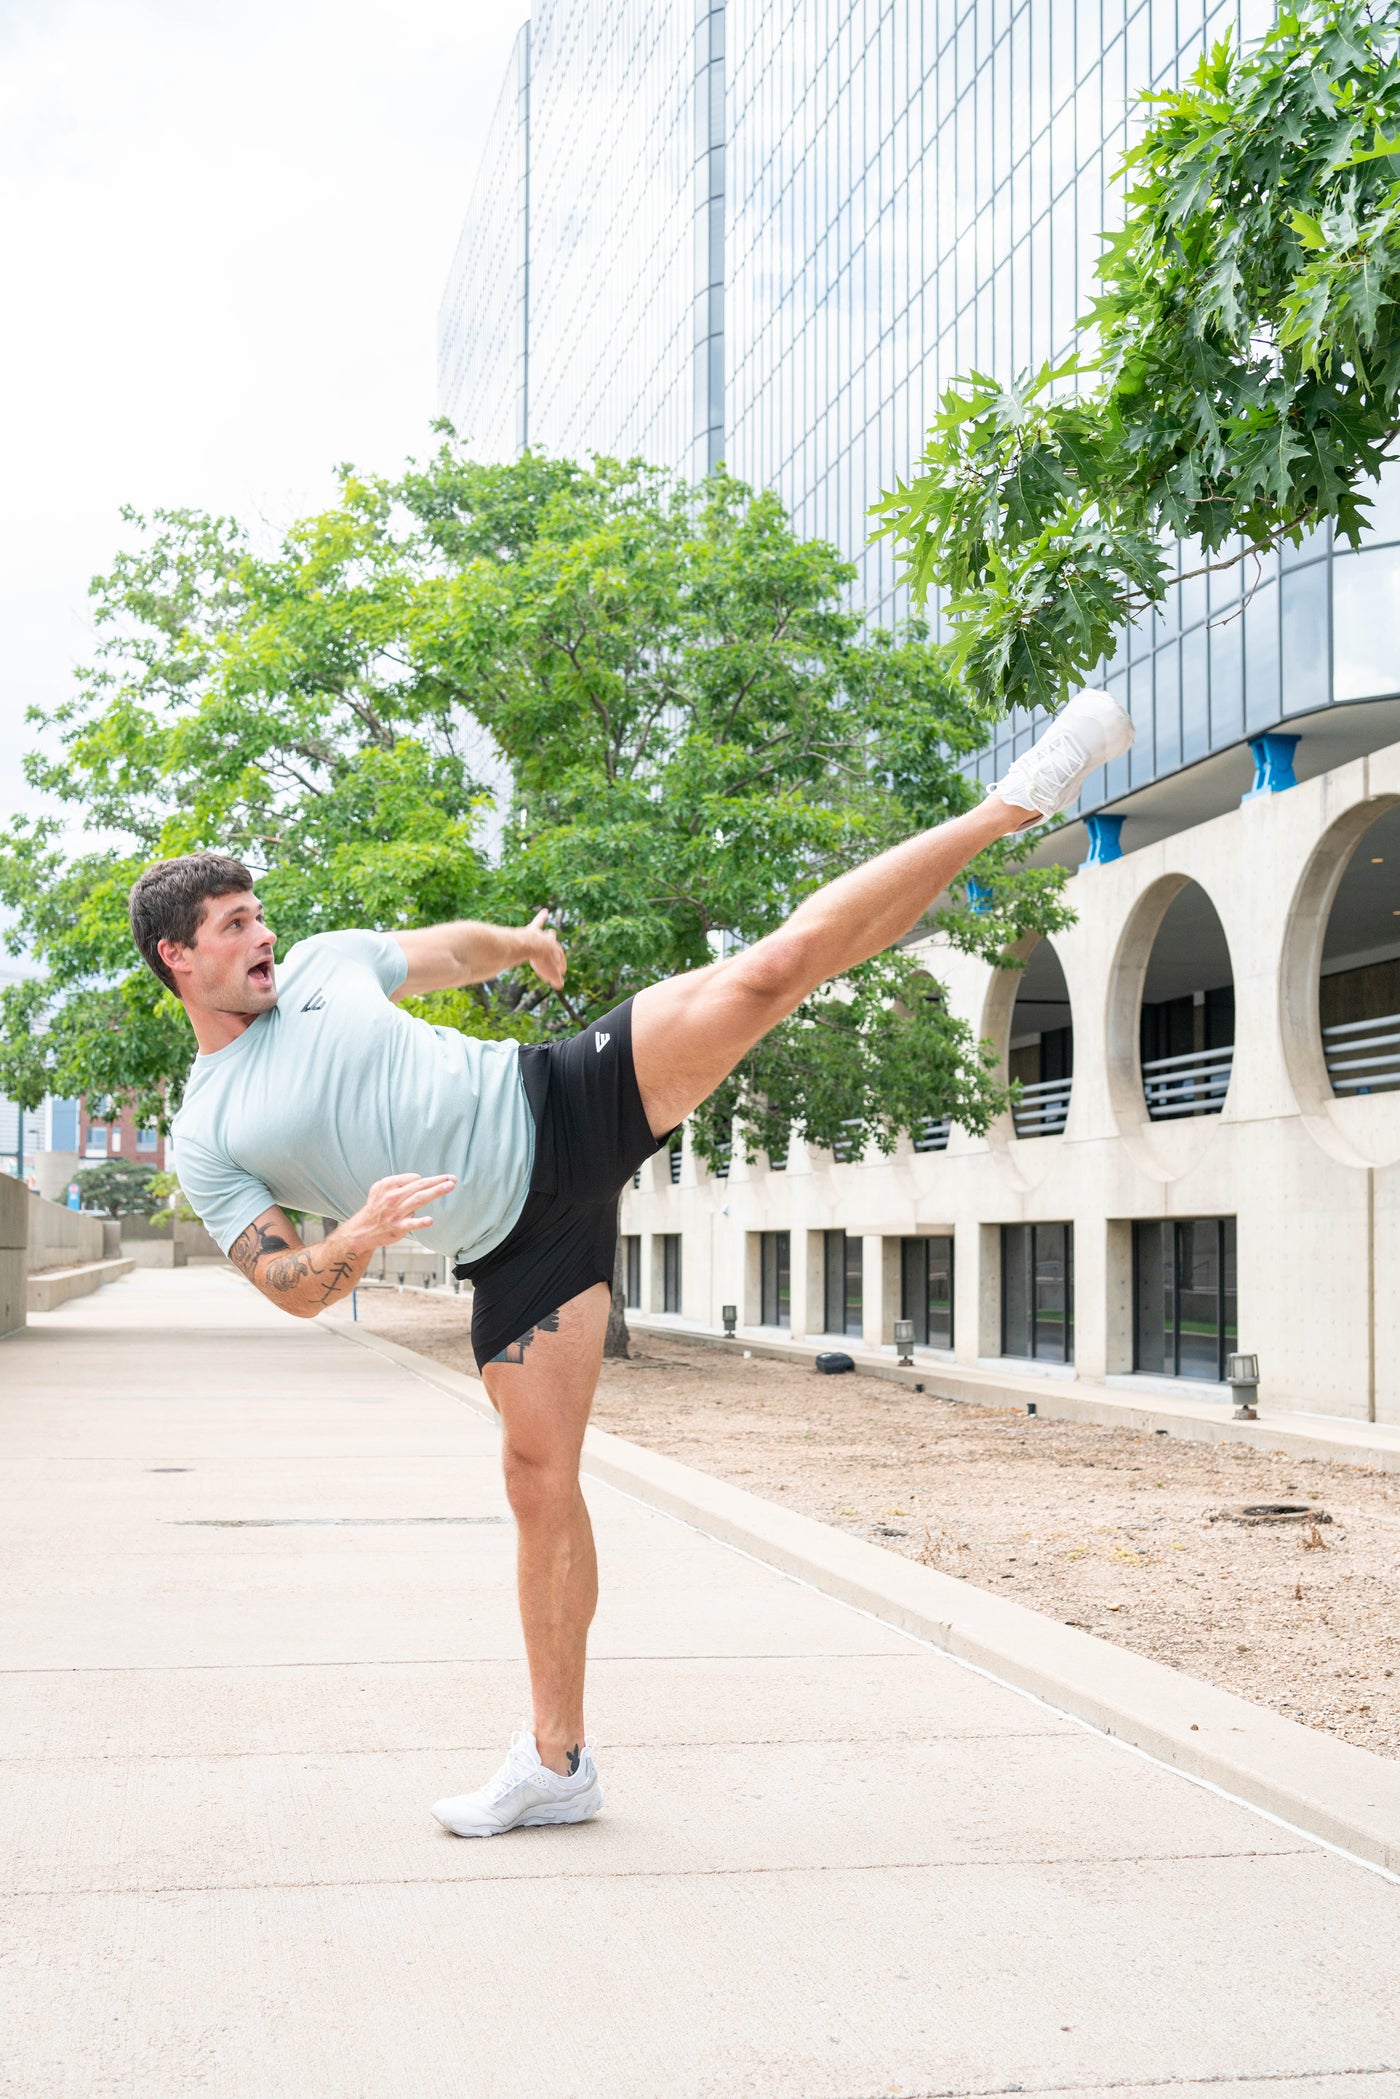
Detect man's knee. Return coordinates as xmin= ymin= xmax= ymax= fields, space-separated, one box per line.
xmin=728 ymin=926 xmax=814 ymax=1008
xmin=502 ymin=1439 xmax=578 ymax=1526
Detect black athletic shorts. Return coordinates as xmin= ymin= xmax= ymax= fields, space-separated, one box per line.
xmin=453 ymin=997 xmax=672 ymax=1370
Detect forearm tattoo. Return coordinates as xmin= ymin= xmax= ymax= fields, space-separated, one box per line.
xmin=228 ymin=1219 xmax=292 ymax=1276
xmin=229 ymin=1219 xmax=355 ymax=1307
xmin=488 ymin=1308 xmax=560 ymax=1364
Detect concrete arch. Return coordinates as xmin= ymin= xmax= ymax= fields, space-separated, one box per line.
xmin=1280 ymin=792 xmax=1400 ymax=1169
xmin=1105 ymin=873 xmax=1235 ymax=1182
xmin=978 ymin=933 xmax=1075 ymax=1191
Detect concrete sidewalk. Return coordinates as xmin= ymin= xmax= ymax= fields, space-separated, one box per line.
xmin=2 ymin=1268 xmax=1398 ymax=2099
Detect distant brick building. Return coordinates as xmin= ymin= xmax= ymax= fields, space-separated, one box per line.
xmin=78 ymin=1103 xmax=166 ymax=1171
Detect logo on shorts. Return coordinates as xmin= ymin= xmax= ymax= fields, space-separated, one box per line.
xmin=301 ymin=991 xmax=326 ymax=1012
xmin=595 ymin=1031 xmax=611 ymax=1053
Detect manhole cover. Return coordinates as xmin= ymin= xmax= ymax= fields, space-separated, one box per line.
xmin=1212 ymin=1503 xmax=1332 ymax=1526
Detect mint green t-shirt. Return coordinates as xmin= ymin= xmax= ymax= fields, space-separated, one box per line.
xmin=170 ymin=929 xmax=535 ymax=1262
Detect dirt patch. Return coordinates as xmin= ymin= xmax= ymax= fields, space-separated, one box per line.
xmin=348 ymin=1288 xmax=1400 ymax=1759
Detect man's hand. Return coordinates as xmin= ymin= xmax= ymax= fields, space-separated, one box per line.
xmin=393 ymin=915 xmax=567 ymax=999
xmin=341 ymin=1173 xmax=458 ymax=1253
xmin=518 ymin=908 xmax=566 ymax=990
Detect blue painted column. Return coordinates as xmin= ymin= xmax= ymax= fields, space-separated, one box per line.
xmin=1078 ymin=814 xmax=1124 ymax=868
xmin=1242 ymin=733 xmax=1300 ymax=802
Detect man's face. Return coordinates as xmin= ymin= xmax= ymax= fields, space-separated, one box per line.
xmin=160 ymin=889 xmax=278 ymax=1016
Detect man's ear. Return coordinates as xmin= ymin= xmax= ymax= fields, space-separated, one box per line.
xmin=157 ymin=938 xmax=191 ymax=984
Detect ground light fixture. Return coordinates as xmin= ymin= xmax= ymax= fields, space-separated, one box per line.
xmin=1226 ymin=1352 xmax=1260 ymax=1420
xmin=721 ymin=1304 xmax=737 ymax=1338
xmin=893 ymin=1319 xmax=915 ymax=1366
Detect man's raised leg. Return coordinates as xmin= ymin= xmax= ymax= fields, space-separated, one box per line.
xmin=631 ymin=791 xmax=1025 ymax=1136
xmin=630 ymin=685 xmax=1134 ymax=1130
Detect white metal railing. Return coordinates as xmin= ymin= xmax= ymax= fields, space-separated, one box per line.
xmin=1142 ymin=1043 xmax=1233 ymax=1119
xmin=831 ymin=1119 xmax=862 ymax=1163
xmin=913 ymin=1116 xmax=951 ymax=1152
xmin=1323 ymin=1011 xmax=1400 ymax=1096
xmin=1011 ymin=1076 xmax=1072 ymax=1138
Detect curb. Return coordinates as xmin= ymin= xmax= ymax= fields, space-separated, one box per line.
xmin=329 ymin=1315 xmax=1400 ymax=1877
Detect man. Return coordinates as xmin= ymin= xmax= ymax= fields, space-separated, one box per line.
xmin=133 ymin=687 xmax=1131 ymax=1837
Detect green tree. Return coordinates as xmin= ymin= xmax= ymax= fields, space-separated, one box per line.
xmin=872 ymin=0 xmax=1400 ymax=713
xmin=72 ymin=1157 xmax=163 ymax=1219
xmin=0 ymin=450 xmax=1069 ymax=1166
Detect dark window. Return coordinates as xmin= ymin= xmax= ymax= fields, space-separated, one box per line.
xmin=623 ymin=1235 xmax=641 ymax=1310
xmin=759 ymin=1231 xmax=790 ymax=1328
xmin=900 ymin=1236 xmax=954 ymax=1350
xmin=1001 ymin=1223 xmax=1074 ymax=1364
xmin=662 ymin=1234 xmax=682 ymax=1314
xmin=668 ymin=1134 xmax=682 ymax=1184
xmin=1134 ymin=1218 xmax=1237 ymax=1381
xmin=823 ymin=1229 xmax=863 ymax=1336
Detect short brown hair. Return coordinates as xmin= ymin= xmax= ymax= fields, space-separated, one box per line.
xmin=129 ymin=853 xmax=254 ymax=992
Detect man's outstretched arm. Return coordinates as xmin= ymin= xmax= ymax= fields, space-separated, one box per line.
xmin=391 ymin=910 xmax=565 ymax=1000
xmin=227 ymin=1174 xmax=458 ymax=1319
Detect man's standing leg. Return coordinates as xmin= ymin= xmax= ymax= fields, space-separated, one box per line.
xmin=480 ymin=1283 xmax=611 ymax=1777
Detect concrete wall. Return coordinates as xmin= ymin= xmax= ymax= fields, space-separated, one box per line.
xmin=621 ymin=738 xmax=1400 ymax=1425
xmin=25 ymin=1191 xmax=104 ymax=1274
xmin=0 ymin=1172 xmax=25 ymax=1337
xmin=119 ymin=1216 xmax=223 ymax=1266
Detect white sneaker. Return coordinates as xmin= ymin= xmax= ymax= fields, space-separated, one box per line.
xmin=993 ymin=687 xmax=1134 ymax=823
xmin=432 ymin=1729 xmax=603 ymax=1838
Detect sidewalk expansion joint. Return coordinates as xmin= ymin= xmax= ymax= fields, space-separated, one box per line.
xmin=0 ymin=1846 xmax=1318 ymax=1901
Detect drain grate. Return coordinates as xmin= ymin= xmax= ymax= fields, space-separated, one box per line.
xmin=171 ymin=1515 xmax=512 ymax=1528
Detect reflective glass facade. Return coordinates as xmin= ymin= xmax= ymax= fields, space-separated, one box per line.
xmin=442 ymin=1 xmax=724 ymax=479
xmin=439 ymin=25 xmax=529 ymax=462
xmin=445 ymin=0 xmax=1400 ymax=808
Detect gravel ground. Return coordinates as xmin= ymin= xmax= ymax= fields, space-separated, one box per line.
xmin=350 ymin=1286 xmax=1400 ymax=1759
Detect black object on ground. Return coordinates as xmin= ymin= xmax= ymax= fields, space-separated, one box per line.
xmin=815 ymin=1351 xmax=855 ymax=1375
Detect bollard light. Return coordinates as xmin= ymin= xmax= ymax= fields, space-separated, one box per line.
xmin=1226 ymin=1351 xmax=1259 ymax=1420
xmin=721 ymin=1303 xmax=737 ymax=1338
xmin=893 ymin=1318 xmax=915 ymax=1366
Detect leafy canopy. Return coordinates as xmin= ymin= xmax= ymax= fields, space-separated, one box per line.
xmin=872 ymin=0 xmax=1400 ymax=714
xmin=1 ymin=448 xmax=1070 ymax=1162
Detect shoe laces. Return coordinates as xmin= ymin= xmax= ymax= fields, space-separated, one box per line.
xmin=1026 ymin=729 xmax=1087 ymax=793
xmin=482 ymin=1728 xmax=544 ymax=1803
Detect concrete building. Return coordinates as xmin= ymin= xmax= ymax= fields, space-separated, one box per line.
xmin=442 ymin=0 xmax=1400 ymax=1421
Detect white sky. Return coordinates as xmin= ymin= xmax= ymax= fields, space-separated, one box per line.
xmin=0 ymin=0 xmax=522 ymax=842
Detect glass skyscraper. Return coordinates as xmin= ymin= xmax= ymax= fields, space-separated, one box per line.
xmin=441 ymin=0 xmax=1400 ymax=819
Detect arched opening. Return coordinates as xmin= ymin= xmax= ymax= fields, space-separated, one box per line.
xmin=1008 ymin=940 xmax=1073 ymax=1138
xmin=1138 ymin=882 xmax=1234 ymax=1120
xmin=1319 ymin=803 xmax=1400 ymax=1098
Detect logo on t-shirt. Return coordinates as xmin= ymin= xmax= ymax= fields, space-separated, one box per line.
xmin=301 ymin=991 xmax=326 ymax=1012
xmin=595 ymin=1031 xmax=610 ymax=1053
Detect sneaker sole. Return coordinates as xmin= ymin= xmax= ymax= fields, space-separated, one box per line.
xmin=434 ymin=1786 xmax=604 ymax=1838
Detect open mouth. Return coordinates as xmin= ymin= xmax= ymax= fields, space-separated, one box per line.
xmin=248 ymin=959 xmax=274 ymax=993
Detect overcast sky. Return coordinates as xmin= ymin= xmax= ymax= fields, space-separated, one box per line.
xmin=0 ymin=0 xmax=522 ymax=837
